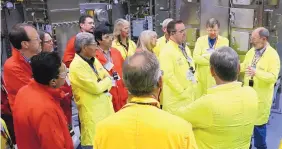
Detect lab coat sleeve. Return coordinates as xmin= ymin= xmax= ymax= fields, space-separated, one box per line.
xmin=70 ymin=67 xmax=112 ymax=95
xmin=93 ymin=123 xmax=103 ymax=149
xmin=255 ymin=52 xmax=280 ymax=83
xmin=176 ymin=97 xmax=212 ymax=128
xmin=36 ymin=110 xmax=69 ymax=149
xmin=159 ymin=51 xmax=185 ymax=95
xmin=193 ymin=39 xmax=210 ymax=66
xmin=185 ymin=124 xmax=198 ymax=149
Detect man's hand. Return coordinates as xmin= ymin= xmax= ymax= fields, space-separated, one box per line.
xmin=246 ymin=66 xmax=256 ymax=77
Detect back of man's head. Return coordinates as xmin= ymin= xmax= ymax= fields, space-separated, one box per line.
xmin=210 ymin=46 xmax=239 ymax=82
xmin=123 ymin=51 xmax=161 ymax=96
xmin=9 ymin=23 xmax=35 ymax=50
xmin=31 ymin=51 xmax=61 ymax=85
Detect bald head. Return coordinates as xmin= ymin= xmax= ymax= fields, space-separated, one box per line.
xmin=253 ymin=27 xmax=269 ymax=39
xmin=122 ymin=51 xmax=161 ymax=96
xmin=251 ymin=27 xmax=269 ymax=49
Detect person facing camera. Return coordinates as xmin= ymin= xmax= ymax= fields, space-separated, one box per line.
xmin=94 ymin=22 xmax=128 ymax=112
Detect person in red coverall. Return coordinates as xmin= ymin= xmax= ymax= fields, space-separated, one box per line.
xmin=39 ymin=30 xmax=73 ymax=125
xmin=94 ymin=23 xmax=128 ymax=112
xmin=13 ymin=52 xmax=74 ymax=149
xmin=63 ymin=14 xmax=95 ymax=67
xmin=2 ymin=24 xmax=42 ymax=145
xmin=3 ymin=23 xmax=42 ymax=112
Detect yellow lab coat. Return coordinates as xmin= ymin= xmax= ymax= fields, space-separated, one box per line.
xmin=159 ymin=40 xmax=197 ymax=113
xmin=193 ymin=35 xmax=229 ymax=97
xmin=175 ymin=82 xmax=258 ymax=149
xmin=112 ymin=39 xmax=136 ymax=60
xmin=69 ymin=54 xmax=114 ymax=145
xmin=241 ymin=45 xmax=280 ymax=125
xmin=94 ymin=97 xmax=198 ymax=149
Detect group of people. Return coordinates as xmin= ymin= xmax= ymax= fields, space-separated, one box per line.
xmin=1 ymin=13 xmax=282 ymax=149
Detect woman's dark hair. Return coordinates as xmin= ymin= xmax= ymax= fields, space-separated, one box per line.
xmin=38 ymin=30 xmax=52 ymax=50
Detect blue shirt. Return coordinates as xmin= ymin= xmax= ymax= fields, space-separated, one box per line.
xmin=208 ymin=37 xmax=216 ymax=48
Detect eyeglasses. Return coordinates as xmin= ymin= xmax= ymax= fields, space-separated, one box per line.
xmin=29 ymin=37 xmax=41 ymax=42
xmin=207 ymin=29 xmax=219 ymax=33
xmin=103 ymin=34 xmax=114 ymax=40
xmin=44 ymin=39 xmax=53 ymax=44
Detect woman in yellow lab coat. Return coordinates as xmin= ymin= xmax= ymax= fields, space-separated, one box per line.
xmin=136 ymin=30 xmax=158 ymax=54
xmin=193 ymin=18 xmax=229 ymax=97
xmin=112 ymin=19 xmax=136 ymax=59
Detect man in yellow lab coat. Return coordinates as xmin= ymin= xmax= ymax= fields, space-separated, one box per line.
xmin=69 ymin=32 xmax=114 ymax=148
xmin=241 ymin=27 xmax=280 ymax=149
xmin=94 ymin=51 xmax=198 ymax=149
xmin=175 ymin=46 xmax=258 ymax=149
xmin=193 ymin=18 xmax=229 ymax=97
xmin=159 ymin=20 xmax=197 ymax=114
xmin=153 ymin=18 xmax=173 ymax=57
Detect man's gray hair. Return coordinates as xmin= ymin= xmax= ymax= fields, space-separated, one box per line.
xmin=162 ymin=18 xmax=173 ymax=28
xmin=210 ymin=46 xmax=239 ymax=81
xmin=74 ymin=32 xmax=96 ymax=53
xmin=122 ymin=51 xmax=161 ymax=96
xmin=258 ymin=27 xmax=269 ymax=40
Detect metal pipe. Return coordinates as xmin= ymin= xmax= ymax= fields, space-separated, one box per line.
xmin=49 ymin=8 xmax=80 ymax=13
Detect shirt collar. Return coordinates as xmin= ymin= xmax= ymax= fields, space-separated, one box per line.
xmin=20 ymin=52 xmax=31 ymax=63
xmin=207 ymin=81 xmax=242 ymax=94
xmin=255 ymin=45 xmax=267 ymax=56
xmin=78 ymin=54 xmax=95 ymax=65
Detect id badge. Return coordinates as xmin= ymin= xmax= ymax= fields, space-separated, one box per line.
xmin=65 ymin=75 xmax=71 ymax=86
xmin=187 ymin=56 xmax=193 ymax=64
xmin=112 ymin=79 xmax=117 ymax=86
xmin=207 ymin=48 xmax=215 ymax=54
xmin=104 ymin=62 xmax=114 ymax=71
xmin=186 ymin=70 xmax=196 ymax=83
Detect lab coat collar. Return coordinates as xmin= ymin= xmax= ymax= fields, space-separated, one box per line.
xmin=123 ymin=96 xmax=160 ymax=109
xmin=29 ymin=79 xmax=65 ymax=104
xmin=207 ymin=81 xmax=242 ymax=94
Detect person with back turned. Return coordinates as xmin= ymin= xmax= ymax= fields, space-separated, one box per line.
xmin=94 ymin=51 xmax=198 ymax=149
xmin=241 ymin=27 xmax=280 ymax=149
xmin=175 ymin=46 xmax=258 ymax=149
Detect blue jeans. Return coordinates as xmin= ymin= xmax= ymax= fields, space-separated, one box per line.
xmin=253 ymin=124 xmax=267 ymax=149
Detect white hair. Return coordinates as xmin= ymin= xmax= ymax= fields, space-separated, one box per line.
xmin=136 ymin=30 xmax=157 ymax=52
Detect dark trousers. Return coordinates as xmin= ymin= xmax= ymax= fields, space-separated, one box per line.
xmin=253 ymin=124 xmax=267 ymax=149
xmin=1 ymin=114 xmax=16 ymax=144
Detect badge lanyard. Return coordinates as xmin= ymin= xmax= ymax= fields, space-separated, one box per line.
xmin=249 ymin=46 xmax=267 ymax=87
xmin=90 ymin=64 xmax=102 ymax=81
xmin=250 ymin=46 xmax=267 ymax=68
xmin=179 ymin=45 xmax=195 ymax=74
